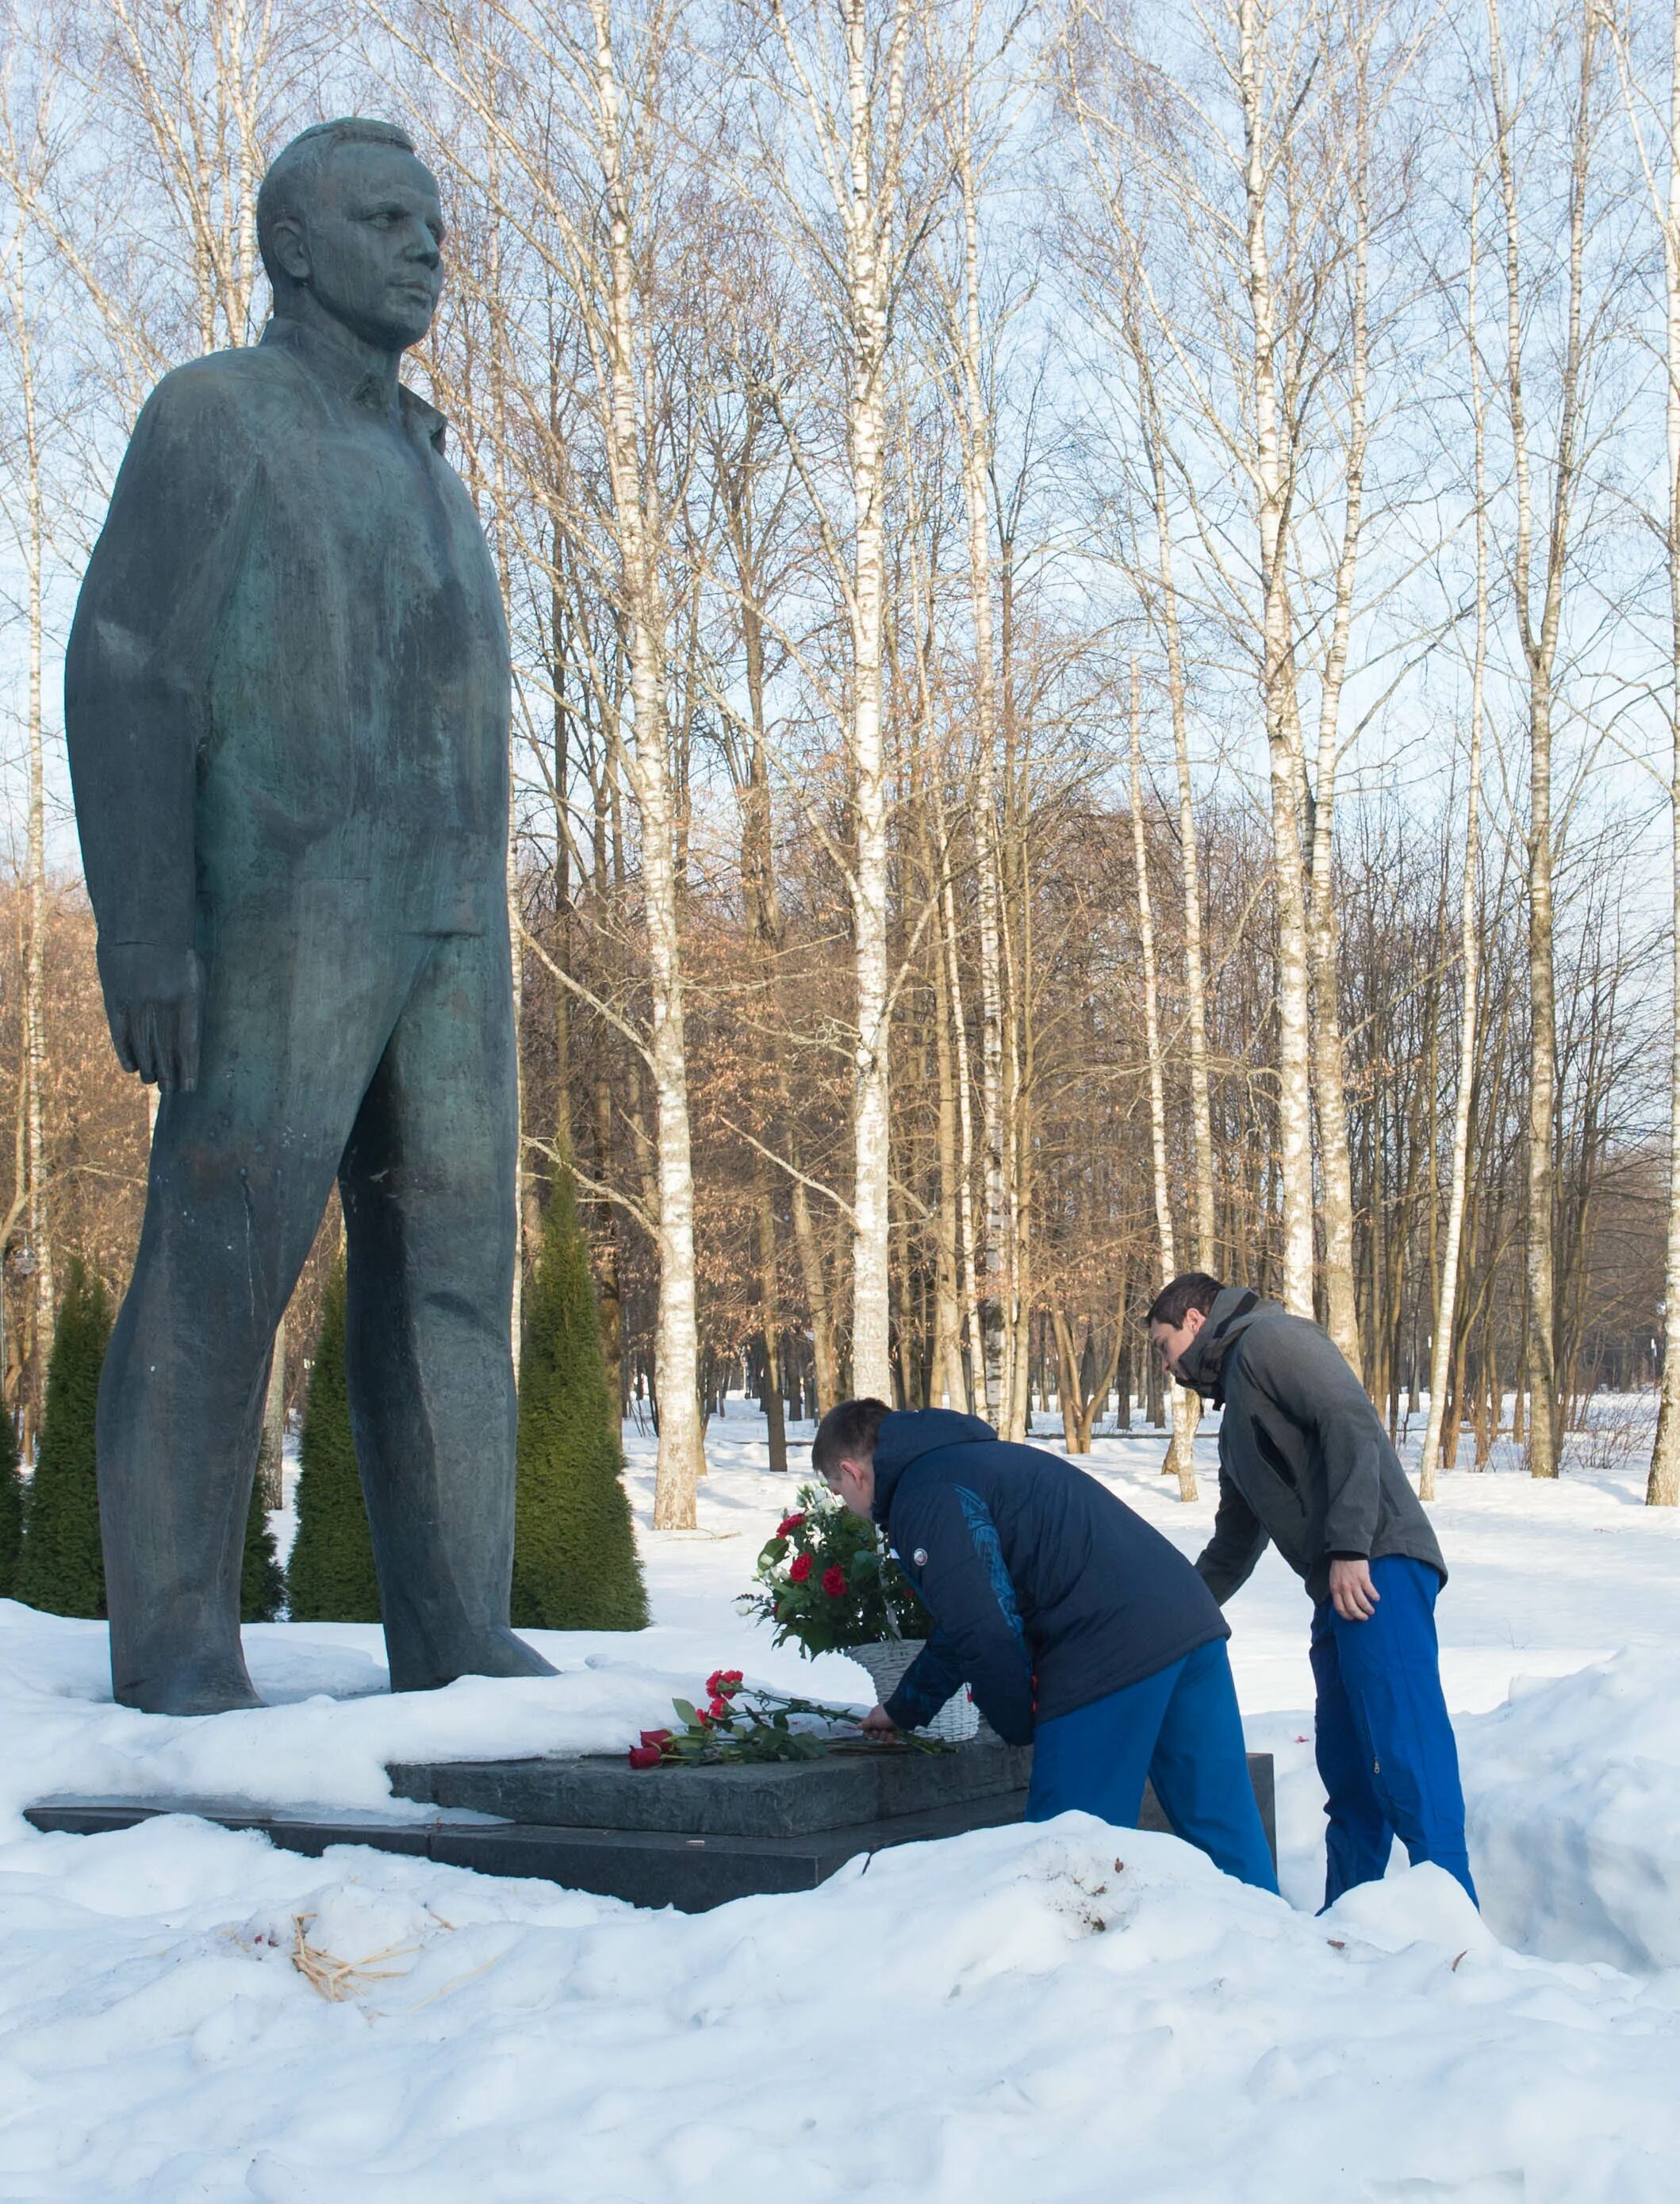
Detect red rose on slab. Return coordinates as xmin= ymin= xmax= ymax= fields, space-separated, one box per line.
xmin=789 ymin=1552 xmax=813 ymax=1583
xmin=639 ymin=1729 xmax=672 ymax=1750
xmin=822 ymin=1565 xmax=846 ymax=1598
xmin=627 ymin=1744 xmax=663 ymax=1769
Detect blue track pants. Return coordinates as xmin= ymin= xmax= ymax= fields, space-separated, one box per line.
xmin=1024 ymin=1639 xmax=1278 ymax=1892
xmin=1310 ymin=1556 xmax=1477 ymax=1909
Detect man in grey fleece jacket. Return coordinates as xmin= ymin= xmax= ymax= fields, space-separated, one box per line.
xmin=1150 ymin=1274 xmax=1476 ymax=1909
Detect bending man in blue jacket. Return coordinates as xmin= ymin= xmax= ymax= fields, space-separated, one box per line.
xmin=813 ymin=1399 xmax=1278 ymax=1893
xmin=1150 ymin=1274 xmax=1476 ymax=1909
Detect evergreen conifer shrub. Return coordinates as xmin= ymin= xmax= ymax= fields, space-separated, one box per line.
xmin=512 ymin=1170 xmax=647 ymax=1631
xmin=240 ymin=1466 xmax=287 ymax=1623
xmin=286 ymin=1263 xmax=382 ymax=1623
xmin=16 ymin=1260 xmax=111 ymax=1618
xmin=0 ymin=1401 xmax=22 ymax=1598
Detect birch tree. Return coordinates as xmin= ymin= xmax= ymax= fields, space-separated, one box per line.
xmin=1485 ymin=0 xmax=1599 ymax=1479
xmin=1130 ymin=669 xmax=1197 ymax=1500
xmin=1420 ymin=199 xmax=1490 ymax=1500
xmin=0 ymin=57 xmax=62 ymax=1391
xmin=1609 ymin=2 xmax=1680 ymax=1506
xmin=745 ymin=0 xmax=953 ymax=1401
xmin=392 ymin=0 xmax=711 ymax=1523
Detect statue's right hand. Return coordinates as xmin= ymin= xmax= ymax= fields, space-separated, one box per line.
xmin=96 ymin=942 xmax=204 ymax=1092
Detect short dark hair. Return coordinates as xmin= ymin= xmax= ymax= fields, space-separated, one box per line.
xmin=1147 ymin=1272 xmax=1225 ymax=1328
xmin=257 ymin=119 xmax=421 ymax=287
xmin=811 ymin=1397 xmax=891 ymax=1481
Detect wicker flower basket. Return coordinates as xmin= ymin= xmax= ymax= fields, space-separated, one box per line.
xmin=845 ymin=1638 xmax=980 ymax=1744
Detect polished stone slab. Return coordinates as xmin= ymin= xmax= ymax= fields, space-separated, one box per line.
xmin=26 ymin=1751 xmax=1275 ymax=1914
xmin=23 ymin=1789 xmax=1030 ymax=1911
xmin=386 ymin=1739 xmax=1035 ymax=1838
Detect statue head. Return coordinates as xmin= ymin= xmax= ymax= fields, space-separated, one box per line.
xmin=257 ymin=119 xmax=445 ymax=354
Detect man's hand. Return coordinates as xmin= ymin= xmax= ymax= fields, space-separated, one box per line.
xmin=1329 ymin=1557 xmax=1380 ymax=1623
xmin=861 ymin=1703 xmax=897 ymax=1738
xmin=96 ymin=942 xmax=204 ymax=1091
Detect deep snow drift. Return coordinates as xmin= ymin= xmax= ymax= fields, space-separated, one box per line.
xmin=0 ymin=1405 xmax=1677 ymax=2200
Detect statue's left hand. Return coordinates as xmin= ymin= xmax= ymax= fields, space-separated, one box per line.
xmin=95 ymin=941 xmax=204 ymax=1091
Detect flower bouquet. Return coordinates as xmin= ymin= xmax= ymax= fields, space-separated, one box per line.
xmin=737 ymin=1486 xmax=979 ymax=1742
xmin=627 ymin=1669 xmax=948 ymax=1766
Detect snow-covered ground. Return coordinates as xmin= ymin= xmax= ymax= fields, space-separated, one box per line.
xmin=1 ymin=1401 xmax=1678 ymax=2200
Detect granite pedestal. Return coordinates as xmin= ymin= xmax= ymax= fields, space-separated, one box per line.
xmin=27 ymin=1745 xmax=1275 ymax=1913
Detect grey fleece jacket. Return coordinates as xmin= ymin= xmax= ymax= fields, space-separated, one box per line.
xmin=1178 ymin=1287 xmax=1445 ymax=1608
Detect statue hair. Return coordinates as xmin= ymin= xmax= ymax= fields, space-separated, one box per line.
xmin=257 ymin=120 xmax=420 ymax=288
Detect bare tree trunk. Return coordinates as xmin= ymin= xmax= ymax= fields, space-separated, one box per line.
xmin=1489 ymin=0 xmax=1594 ymax=1479
xmin=936 ymin=795 xmax=984 ymax=1409
xmin=1238 ymin=0 xmax=1314 ymax=1317
xmin=6 ymin=221 xmax=54 ymax=1366
xmin=1421 ymin=212 xmax=1490 ymax=1501
xmin=258 ymin=1315 xmax=286 ymax=1511
xmin=1159 ymin=447 xmax=1218 ymax=1274
xmin=1304 ymin=68 xmax=1371 ymax=1377
xmin=1126 ymin=312 xmax=1219 ymax=1275
xmin=590 ymin=0 xmax=705 ymax=1524
xmin=1131 ymin=669 xmax=1198 ymax=1501
xmin=1619 ymin=2 xmax=1680 ymax=1503
xmin=754 ymin=1167 xmax=788 ymax=1470
xmin=789 ymin=1175 xmax=839 ymax=1413
xmin=949 ymin=130 xmax=1008 ymax=1421
xmin=924 ymin=806 xmax=969 ymax=1411
xmin=838 ymin=0 xmax=898 ymax=1405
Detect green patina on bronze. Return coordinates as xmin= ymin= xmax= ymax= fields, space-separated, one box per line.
xmin=65 ymin=118 xmax=552 ymax=1713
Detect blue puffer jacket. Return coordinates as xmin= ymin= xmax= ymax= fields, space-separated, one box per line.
xmin=872 ymin=1409 xmax=1228 ymax=1746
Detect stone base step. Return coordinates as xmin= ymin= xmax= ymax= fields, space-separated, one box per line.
xmin=25 ymin=1753 xmax=1274 ymax=1915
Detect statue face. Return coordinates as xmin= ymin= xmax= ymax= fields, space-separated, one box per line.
xmin=288 ymin=140 xmax=446 ymax=352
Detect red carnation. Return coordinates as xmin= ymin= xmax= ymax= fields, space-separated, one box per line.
xmin=704 ymin=1669 xmax=745 ymax=1700
xmin=704 ymin=1669 xmax=724 ymax=1696
xmin=777 ymin=1513 xmax=806 ymax=1537
xmin=639 ymin=1729 xmax=672 ymax=1750
xmin=707 ymin=1695 xmax=730 ymax=1720
xmin=723 ymin=1669 xmax=743 ymax=1687
xmin=627 ymin=1745 xmax=663 ymax=1769
xmin=789 ymin=1552 xmax=813 ymax=1583
xmin=822 ymin=1565 xmax=847 ymax=1598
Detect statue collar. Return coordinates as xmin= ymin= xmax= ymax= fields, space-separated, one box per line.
xmin=260 ymin=316 xmax=447 ymax=452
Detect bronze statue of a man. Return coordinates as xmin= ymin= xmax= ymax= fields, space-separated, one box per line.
xmin=65 ymin=118 xmax=553 ymax=1713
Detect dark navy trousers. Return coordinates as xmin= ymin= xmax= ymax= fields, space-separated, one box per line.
xmin=1024 ymin=1639 xmax=1278 ymax=1892
xmin=1310 ymin=1556 xmax=1477 ymax=1908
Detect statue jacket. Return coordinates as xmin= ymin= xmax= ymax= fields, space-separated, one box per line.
xmin=870 ymin=1409 xmax=1229 ymax=1746
xmin=65 ymin=315 xmax=511 ymax=954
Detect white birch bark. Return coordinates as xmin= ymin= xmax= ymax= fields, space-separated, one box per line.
xmin=838 ymin=0 xmax=897 ymax=1405
xmin=1237 ymin=0 xmax=1314 ymax=1317
xmin=1130 ymin=669 xmax=1197 ymax=1501
xmin=1303 ymin=69 xmax=1371 ymax=1379
xmin=1146 ymin=370 xmax=1218 ymax=1272
xmin=258 ymin=1313 xmax=286 ymax=1510
xmin=1421 ymin=215 xmax=1490 ymax=1501
xmin=935 ymin=792 xmax=984 ymax=1406
xmin=1613 ymin=4 xmax=1680 ymax=1503
xmin=1655 ymin=4 xmax=1680 ymax=1504
xmin=3 ymin=219 xmax=55 ymax=1359
xmin=1487 ymin=0 xmax=1594 ymax=1478
xmin=765 ymin=0 xmax=930 ymax=1405
xmin=590 ymin=0 xmax=706 ymax=1522
xmin=952 ymin=128 xmax=1008 ymax=1420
